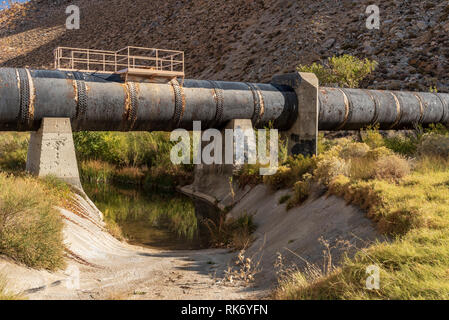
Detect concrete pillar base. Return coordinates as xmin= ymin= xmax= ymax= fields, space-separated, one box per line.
xmin=179 ymin=119 xmax=254 ymax=219
xmin=272 ymin=72 xmax=319 ymax=156
xmin=26 ymin=118 xmax=82 ymax=188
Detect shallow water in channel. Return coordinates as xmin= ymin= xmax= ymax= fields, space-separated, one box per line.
xmin=83 ymin=183 xmax=202 ymax=250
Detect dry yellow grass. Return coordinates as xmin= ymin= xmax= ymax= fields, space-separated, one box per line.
xmin=0 ymin=173 xmax=65 ymax=270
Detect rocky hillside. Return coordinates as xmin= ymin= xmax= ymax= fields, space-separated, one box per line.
xmin=1 ymin=0 xmax=448 ymax=91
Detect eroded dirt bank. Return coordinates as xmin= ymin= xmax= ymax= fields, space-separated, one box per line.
xmin=0 ymin=183 xmax=380 ymax=299
xmin=0 ymin=193 xmax=255 ymax=300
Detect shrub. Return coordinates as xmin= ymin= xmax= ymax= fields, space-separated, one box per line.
xmin=263 ymin=155 xmax=316 ymax=191
xmin=263 ymin=166 xmax=292 ymax=190
xmin=286 ymin=177 xmax=312 ymax=210
xmin=417 ymin=134 xmax=449 ymax=159
xmin=205 ymin=213 xmax=256 ymax=250
xmin=349 ymin=157 xmax=377 ymax=180
xmin=298 ymin=54 xmax=377 ymax=88
xmin=373 ymin=155 xmax=411 ymax=181
xmin=80 ymin=160 xmax=115 ymax=185
xmin=384 ymin=135 xmax=418 ymax=156
xmin=314 ymin=156 xmax=350 ymax=185
xmin=365 ymin=147 xmax=393 ymax=161
xmin=339 ymin=142 xmax=370 ymax=159
xmin=0 ymin=173 xmax=65 ymax=270
xmin=317 ymin=133 xmax=336 ymax=154
xmin=286 ymin=155 xmax=317 ymax=178
xmin=74 ymin=131 xmax=128 ymax=165
xmin=361 ymin=125 xmax=385 ymax=149
xmin=104 ymin=218 xmax=125 ymax=241
xmin=425 ymin=123 xmax=449 ymax=136
xmin=235 ymin=163 xmax=263 ymax=187
xmin=278 ymin=194 xmax=291 ymax=205
xmin=113 ymin=167 xmax=145 ymax=186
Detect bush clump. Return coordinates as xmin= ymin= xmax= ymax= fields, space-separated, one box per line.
xmin=205 ymin=213 xmax=257 ymax=250
xmin=286 ymin=177 xmax=312 ymax=210
xmin=365 ymin=146 xmax=393 ymax=161
xmin=384 ymin=135 xmax=419 ymax=156
xmin=263 ymin=155 xmax=316 ymax=191
xmin=298 ymin=54 xmax=377 ymax=88
xmin=314 ymin=156 xmax=350 ymax=185
xmin=373 ymin=154 xmax=411 ymax=181
xmin=263 ymin=166 xmax=292 ymax=190
xmin=339 ymin=142 xmax=370 ymax=159
xmin=0 ymin=174 xmax=65 ymax=270
xmin=417 ymin=134 xmax=449 ymax=159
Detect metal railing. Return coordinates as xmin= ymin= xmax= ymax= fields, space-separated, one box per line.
xmin=54 ymin=46 xmax=185 ymax=79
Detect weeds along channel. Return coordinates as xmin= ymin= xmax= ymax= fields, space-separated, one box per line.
xmin=75 ymin=131 xmax=202 ymax=249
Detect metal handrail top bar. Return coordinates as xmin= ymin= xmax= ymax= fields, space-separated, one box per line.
xmin=55 ymin=47 xmax=117 ymax=54
xmin=116 ymin=46 xmax=184 ymax=54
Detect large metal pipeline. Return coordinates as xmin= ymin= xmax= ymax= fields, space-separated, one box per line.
xmin=319 ymin=87 xmax=449 ymax=130
xmin=0 ymin=68 xmax=297 ymax=131
xmin=1 ymin=68 xmax=449 ymax=131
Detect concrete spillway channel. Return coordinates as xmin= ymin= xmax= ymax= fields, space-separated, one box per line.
xmin=2 ymin=68 xmax=449 ymax=298
xmin=1 ymin=68 xmax=449 ymax=132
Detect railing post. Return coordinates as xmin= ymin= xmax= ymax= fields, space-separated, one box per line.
xmin=127 ymin=47 xmax=130 ymax=70
xmin=87 ymin=50 xmax=90 ymax=71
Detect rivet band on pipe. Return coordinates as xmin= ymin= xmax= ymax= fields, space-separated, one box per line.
xmin=434 ymin=93 xmax=447 ymax=124
xmin=207 ymin=80 xmax=224 ymax=127
xmin=335 ymin=88 xmax=351 ymax=130
xmin=363 ymin=89 xmax=379 ymax=125
xmin=170 ymin=78 xmax=185 ymax=128
xmin=75 ymin=79 xmax=88 ymax=121
xmin=246 ymin=82 xmax=264 ymax=126
xmin=16 ymin=68 xmax=34 ymax=130
xmin=121 ymin=81 xmax=138 ymax=131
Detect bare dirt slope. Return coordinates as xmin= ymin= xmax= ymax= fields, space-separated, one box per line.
xmin=1 ymin=0 xmax=449 ymax=91
xmin=227 ymin=185 xmax=382 ymax=289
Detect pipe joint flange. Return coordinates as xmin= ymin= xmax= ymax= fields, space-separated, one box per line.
xmin=170 ymin=78 xmax=185 ymax=128
xmin=246 ymin=82 xmax=264 ymax=126
xmin=16 ymin=69 xmax=35 ymax=130
xmin=207 ymin=80 xmax=224 ymax=127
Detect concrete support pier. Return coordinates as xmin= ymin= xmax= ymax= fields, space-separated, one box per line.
xmin=272 ymin=72 xmax=319 ymax=156
xmin=179 ymin=119 xmax=254 ymax=217
xmin=26 ymin=118 xmax=82 ymax=188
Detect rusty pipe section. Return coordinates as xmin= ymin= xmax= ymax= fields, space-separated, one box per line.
xmin=1 ymin=68 xmax=449 ymax=132
xmin=0 ymin=68 xmax=297 ymax=131
xmin=318 ymin=87 xmax=449 ymax=130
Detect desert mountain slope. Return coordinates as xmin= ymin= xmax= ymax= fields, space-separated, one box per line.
xmin=1 ymin=0 xmax=448 ymax=91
